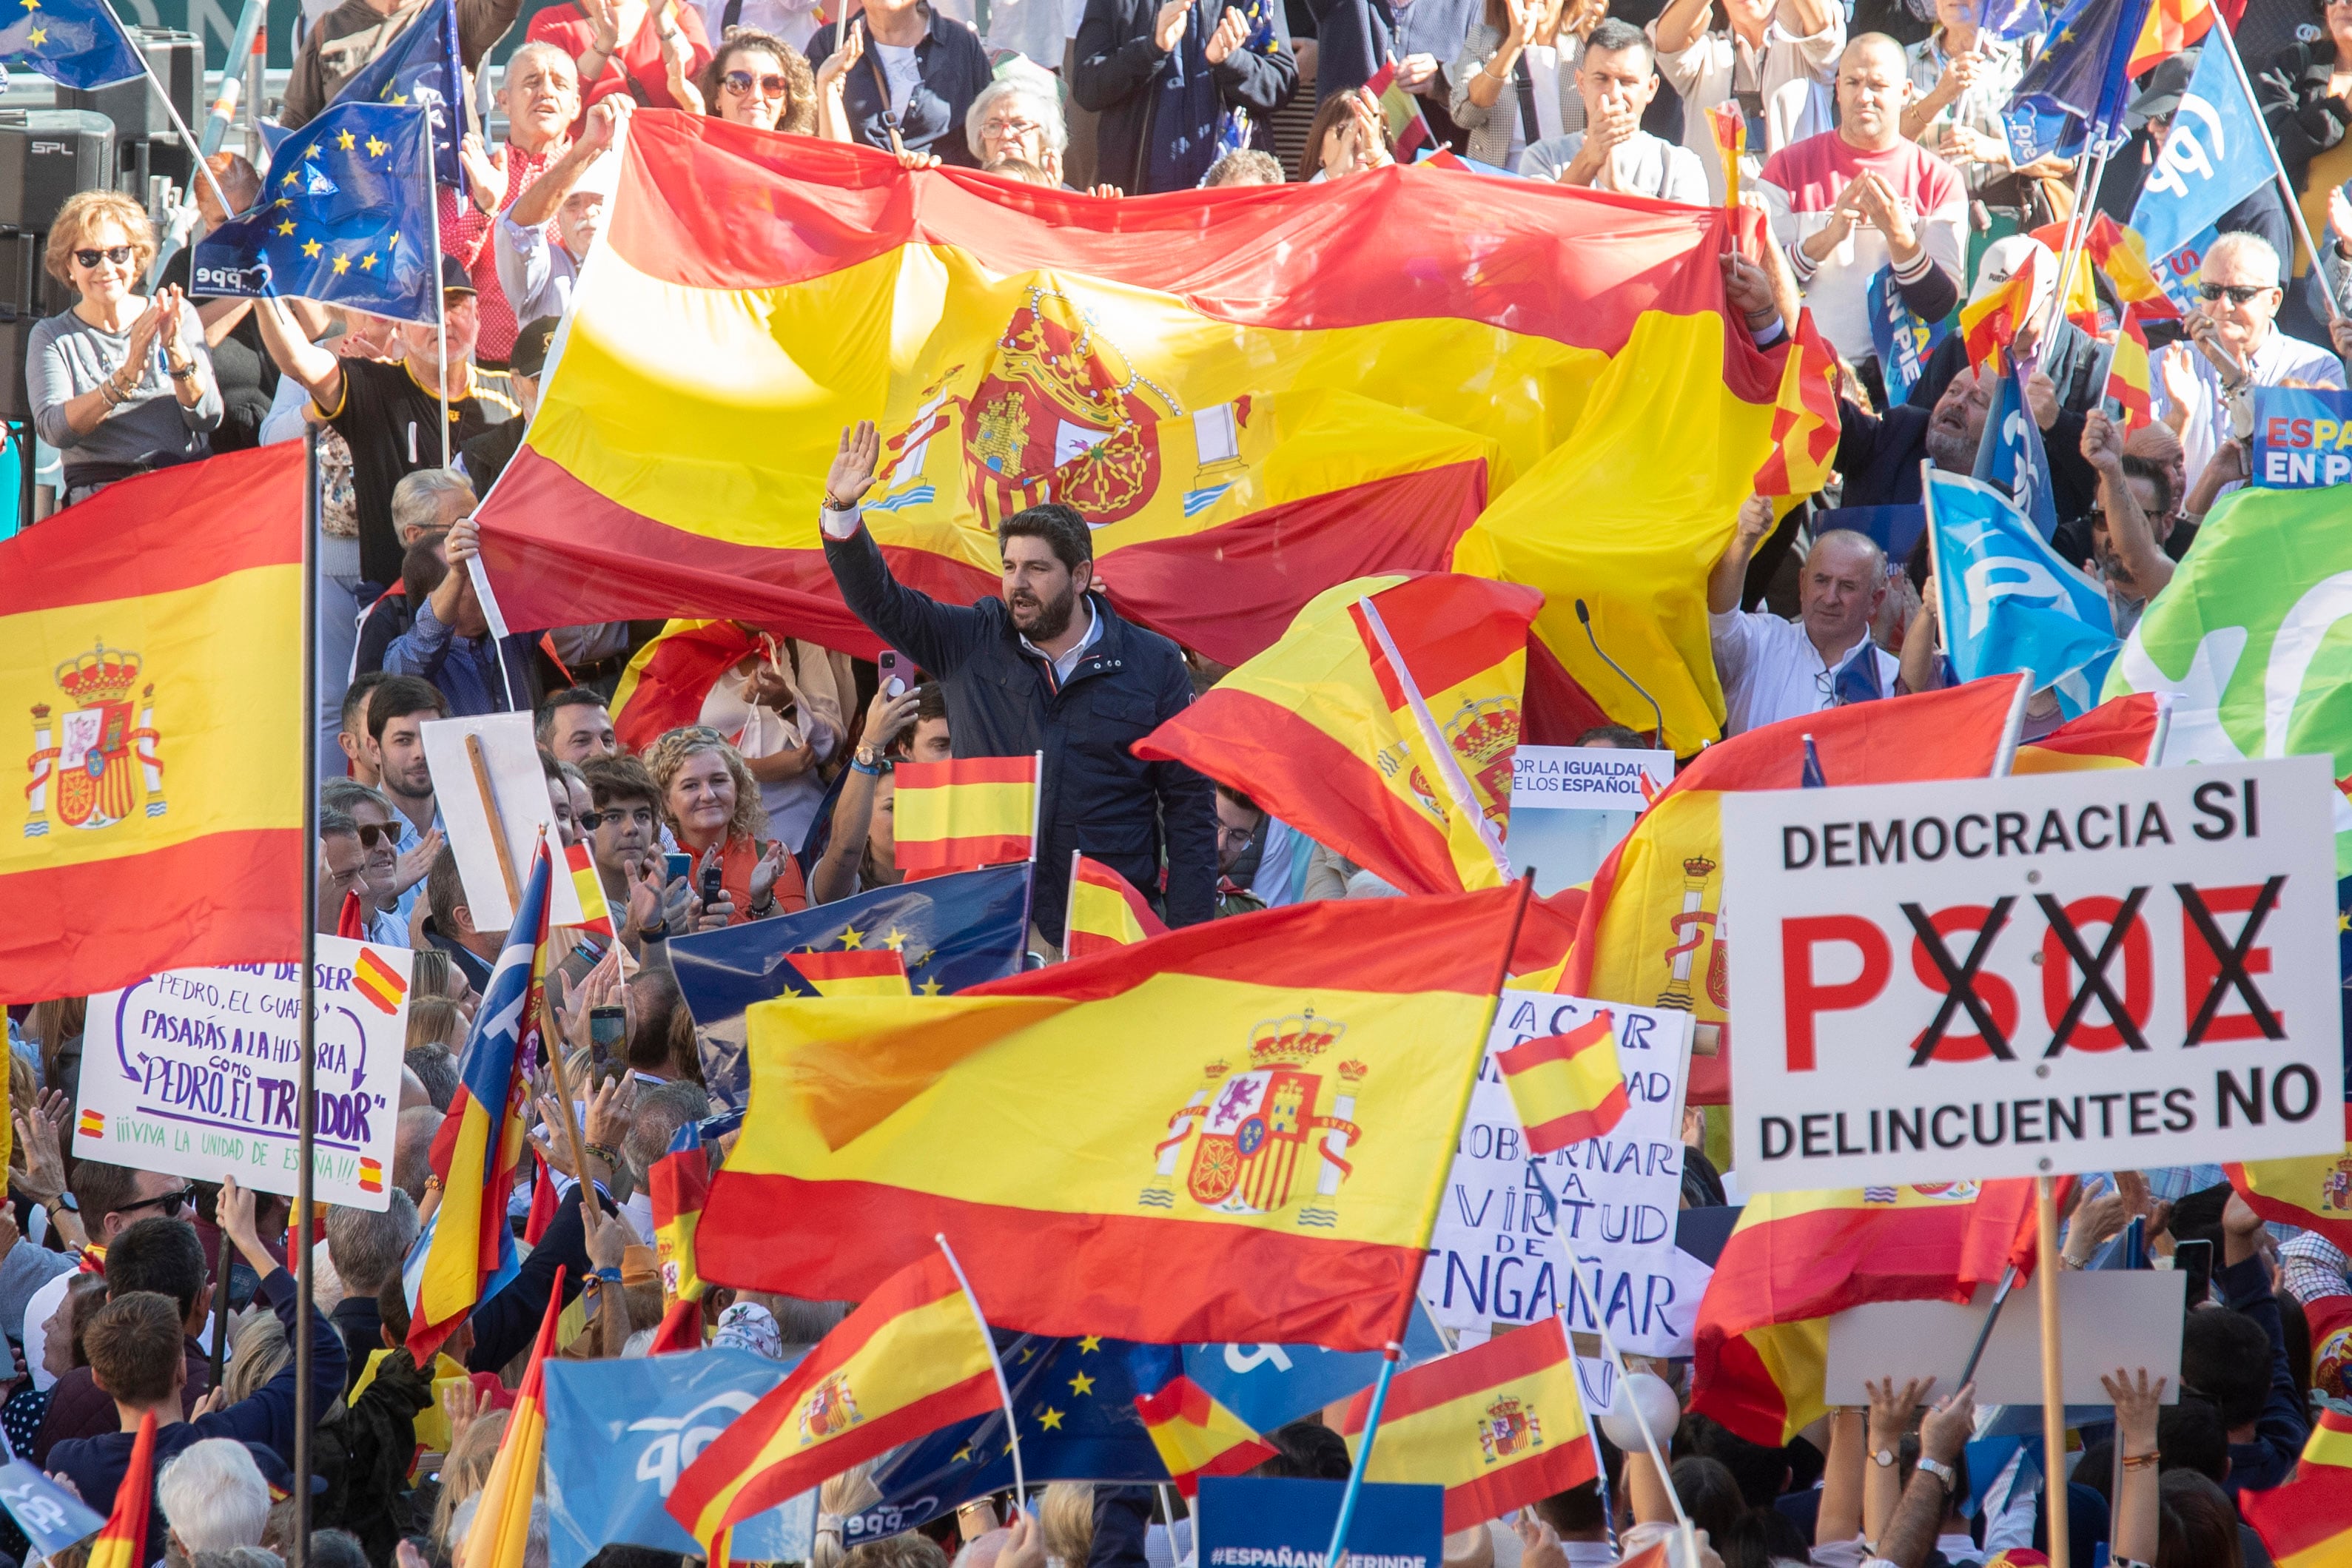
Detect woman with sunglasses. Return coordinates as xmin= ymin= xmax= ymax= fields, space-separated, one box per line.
xmin=28 ymin=190 xmax=221 ymax=506
xmin=664 ymin=25 xmax=818 ymax=132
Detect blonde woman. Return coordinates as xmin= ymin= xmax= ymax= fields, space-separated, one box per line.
xmin=642 ymin=726 xmax=806 ymax=926
xmin=30 ymin=189 xmax=221 ymax=504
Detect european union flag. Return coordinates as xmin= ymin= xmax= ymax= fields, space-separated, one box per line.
xmin=0 ymin=0 xmax=142 ymax=90
xmin=2008 ymin=0 xmax=2155 ymax=150
xmin=668 ymin=862 xmax=1034 ymax=1111
xmin=191 ymin=101 xmax=439 ymax=325
xmin=1925 ymin=468 xmax=2118 ymax=719
xmin=331 ymin=0 xmax=469 ymax=192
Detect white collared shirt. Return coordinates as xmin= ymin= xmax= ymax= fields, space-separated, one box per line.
xmin=1709 ymin=608 xmax=1899 ymax=736
xmin=1022 ymin=595 xmax=1100 ymax=684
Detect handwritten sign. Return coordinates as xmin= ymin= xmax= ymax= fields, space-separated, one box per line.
xmin=2253 ymin=388 xmax=2352 ymax=489
xmin=77 ymin=935 xmax=409 ymax=1211
xmin=1419 ymin=990 xmax=1701 ymax=1356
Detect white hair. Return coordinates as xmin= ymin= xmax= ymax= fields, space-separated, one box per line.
xmin=389 ymin=467 xmax=475 ymax=543
xmin=2201 ymin=229 xmax=2281 ymax=289
xmin=158 ymin=1439 xmax=272 ymax=1553
xmin=965 ymin=76 xmax=1068 ymax=161
xmin=503 ymin=40 xmax=578 ymax=90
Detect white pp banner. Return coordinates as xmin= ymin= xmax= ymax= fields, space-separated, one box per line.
xmin=1419 ymin=989 xmax=1701 ymax=1355
xmin=1723 ymin=756 xmax=2344 ymax=1191
xmin=77 ymin=936 xmax=409 ymax=1210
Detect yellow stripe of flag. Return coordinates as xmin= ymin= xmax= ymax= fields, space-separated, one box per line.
xmin=1496 ymin=1012 xmax=1629 ymax=1153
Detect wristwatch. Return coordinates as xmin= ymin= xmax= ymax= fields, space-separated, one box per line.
xmin=1916 ymin=1456 xmax=1958 ymax=1490
xmin=53 ymin=1191 xmax=77 ymax=1213
xmin=1870 ymin=1447 xmax=1897 ymax=1469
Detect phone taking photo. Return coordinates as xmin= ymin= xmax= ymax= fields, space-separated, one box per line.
xmin=588 ymin=1006 xmax=625 ymax=1068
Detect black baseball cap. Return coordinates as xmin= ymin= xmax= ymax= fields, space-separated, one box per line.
xmin=2126 ymin=50 xmax=2199 ymax=129
xmin=440 ymin=255 xmax=477 ymax=295
xmin=511 ymin=316 xmax=560 ymax=380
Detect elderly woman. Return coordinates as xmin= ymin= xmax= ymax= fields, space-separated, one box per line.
xmin=644 ymin=725 xmax=807 ymax=927
xmin=965 ymin=74 xmax=1070 ymax=181
xmin=664 ymin=24 xmax=819 ymax=132
xmin=30 ymin=189 xmax=221 ymax=505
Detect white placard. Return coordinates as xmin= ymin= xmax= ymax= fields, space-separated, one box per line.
xmin=1419 ymin=990 xmax=1701 ymax=1356
xmin=1511 ymin=746 xmax=1676 ymax=811
xmin=1723 ymin=756 xmax=2344 ymax=1190
xmin=77 ymin=936 xmax=409 ymax=1211
xmin=421 ymin=711 xmax=587 ymax=929
xmin=1826 ymin=1271 xmax=2185 ymax=1406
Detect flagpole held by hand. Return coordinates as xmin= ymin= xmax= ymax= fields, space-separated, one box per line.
xmin=936 ymin=1233 xmax=1026 ymax=1504
xmin=1321 ymin=1341 xmax=1403 ymax=1568
xmin=424 ymin=124 xmax=452 ymax=468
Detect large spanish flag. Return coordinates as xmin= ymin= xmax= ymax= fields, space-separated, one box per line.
xmin=1691 ymin=1181 xmax=2040 ymax=1446
xmin=1138 ymin=573 xmax=1536 ymax=896
xmin=2245 ymin=1407 xmax=2352 ymax=1568
xmin=894 ymin=755 xmax=1040 ymax=878
xmin=668 ymin=1250 xmax=1001 ymax=1552
xmin=699 ymin=888 xmax=1524 ymax=1348
xmin=1340 ymin=1313 xmax=1596 ymax=1529
xmin=472 ymin=116 xmax=1810 ymax=684
xmin=0 ymin=448 xmax=306 ymax=1001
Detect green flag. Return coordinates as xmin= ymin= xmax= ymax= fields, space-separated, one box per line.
xmin=2106 ymin=484 xmax=2352 ymax=871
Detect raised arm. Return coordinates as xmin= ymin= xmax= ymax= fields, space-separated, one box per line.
xmin=2079 ymin=409 xmax=2173 ymax=600
xmin=1709 ymin=494 xmax=1775 ymax=613
xmin=819 ymin=420 xmax=992 ymax=676
xmin=254 ymin=296 xmax=343 ymax=413
xmin=511 ymin=98 xmax=632 ymax=230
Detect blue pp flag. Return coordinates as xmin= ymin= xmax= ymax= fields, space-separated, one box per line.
xmin=1971 ymin=362 xmax=2060 ymax=540
xmin=1177 ymin=1302 xmax=1448 ymax=1434
xmin=540 ymin=1348 xmax=813 ymax=1568
xmin=668 ymin=861 xmax=1033 ymax=1111
xmin=2008 ymin=0 xmax=2154 ymax=151
xmin=191 ymin=102 xmax=440 ymax=325
xmin=2126 ymin=43 xmax=2271 ymax=264
xmin=0 ymin=1458 xmax=103 ymax=1559
xmin=330 ymin=0 xmax=469 ymax=192
xmin=1926 ymin=468 xmax=2118 ymax=719
xmin=0 ymin=0 xmax=141 ymax=90
xmin=1867 ymin=266 xmax=1948 ymax=406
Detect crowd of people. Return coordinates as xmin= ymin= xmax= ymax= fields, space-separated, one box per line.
xmin=12 ymin=0 xmax=2352 ymax=1564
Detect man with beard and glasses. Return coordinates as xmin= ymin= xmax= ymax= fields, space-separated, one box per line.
xmin=1824 ymin=361 xmax=2087 ymax=510
xmin=816 ymin=420 xmax=1217 ymax=941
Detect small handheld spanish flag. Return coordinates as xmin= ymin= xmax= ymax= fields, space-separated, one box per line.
xmin=87 ymin=1409 xmax=158 ymax=1568
xmin=651 ymin=1140 xmax=713 ymax=1309
xmin=1496 ymin=1010 xmax=1629 ymax=1153
xmin=564 ymin=839 xmax=614 ymax=936
xmin=1960 ymin=252 xmax=2039 ymax=374
xmin=462 ymin=1266 xmax=565 ymax=1568
xmin=2104 ymin=303 xmax=2154 ymax=432
xmin=1706 ymin=102 xmax=1744 ymax=206
xmin=2244 ymin=1406 xmax=2352 ymax=1566
xmin=1131 ymin=1353 xmax=1276 ymax=1495
xmin=1340 ymin=1314 xmax=1597 ymax=1530
xmin=2226 ymin=1122 xmax=2352 ymax=1251
xmin=893 ymin=754 xmax=1041 ymax=879
xmin=1363 ymin=58 xmax=1434 ymax=161
xmin=1064 ymin=852 xmax=1169 ymax=957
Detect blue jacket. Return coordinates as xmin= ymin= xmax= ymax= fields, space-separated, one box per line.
xmin=824 ymin=520 xmax=1217 ymax=941
xmin=2215 ymin=1253 xmax=2308 ymax=1498
xmin=807 ymin=7 xmax=992 ymax=166
xmin=1072 ymin=0 xmax=1297 ymax=192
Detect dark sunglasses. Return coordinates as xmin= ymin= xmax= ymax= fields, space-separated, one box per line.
xmin=722 ymin=69 xmax=788 ymax=96
xmin=119 ymin=1184 xmax=194 ymax=1219
xmin=2197 ymin=282 xmax=2270 ymax=305
xmin=579 ymin=806 xmax=655 ymax=831
xmin=355 ymin=822 xmax=394 ymax=848
xmin=73 ymin=246 xmax=133 ymax=268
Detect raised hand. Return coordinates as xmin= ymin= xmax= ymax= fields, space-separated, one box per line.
xmin=1203 ymin=6 xmax=1249 ymax=63
xmin=394 ymin=825 xmax=444 ymax=895
xmin=825 ymin=420 xmax=881 ymax=509
xmin=747 ymin=838 xmax=789 ymax=912
xmin=1153 ymin=0 xmax=1191 ymax=52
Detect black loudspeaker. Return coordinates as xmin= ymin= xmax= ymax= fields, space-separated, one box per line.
xmin=0 ymin=109 xmax=116 ymax=424
xmin=60 ymin=28 xmax=201 ymax=189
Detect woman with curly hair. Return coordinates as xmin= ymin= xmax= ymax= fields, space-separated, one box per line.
xmin=643 ymin=726 xmax=807 ymax=927
xmin=663 ymin=25 xmax=818 ymax=133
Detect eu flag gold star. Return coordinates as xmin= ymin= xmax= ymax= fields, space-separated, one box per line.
xmin=336 ymin=129 xmax=355 ymax=150
xmin=1036 ymin=1407 xmax=1065 ymax=1432
xmin=1016 ymin=1345 xmax=1035 ymax=1362
xmin=274 ymin=197 xmax=292 ymax=208
xmin=1078 ymin=1336 xmax=1102 ymax=1353
xmin=883 ymin=927 xmax=908 ymax=950
xmin=919 ymin=978 xmax=944 ymax=995
xmin=17 ymin=1 xmax=37 ymax=13
xmin=331 ymin=253 xmax=350 ymax=275
xmin=837 ymin=923 xmax=865 ymax=950
xmin=360 ymin=252 xmax=378 ymax=270
xmin=952 ymin=1447 xmax=972 ymax=1464
xmin=389 ymin=90 xmax=409 ymax=105
xmin=275 ymin=219 xmax=294 ymax=235
xmin=387 ymin=230 xmax=402 ymax=249
xmin=1069 ymin=1372 xmax=1095 ymax=1396
xmin=282 ymin=170 xmax=299 ymax=186
xmin=24 ymin=26 xmax=45 ymax=43
xmin=301 ymin=238 xmax=323 ymax=258
xmin=2338 ymin=908 xmax=2348 ymax=933
xmin=366 ymin=135 xmax=388 ymax=158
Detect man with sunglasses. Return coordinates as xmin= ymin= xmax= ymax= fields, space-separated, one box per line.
xmin=2156 ymin=229 xmax=2345 ymax=492
xmin=323 ymin=780 xmax=414 ymax=946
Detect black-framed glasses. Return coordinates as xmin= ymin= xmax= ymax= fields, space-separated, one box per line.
xmin=581 ymin=806 xmax=655 ymax=831
xmin=722 ymin=70 xmax=788 ymax=96
xmin=2197 ymin=282 xmax=2270 ymax=304
xmin=355 ymin=822 xmax=394 ymax=849
xmin=73 ymin=246 xmax=132 ymax=268
xmin=119 ymin=1184 xmax=194 ymax=1219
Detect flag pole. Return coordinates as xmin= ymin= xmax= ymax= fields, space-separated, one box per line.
xmin=1355 ymin=595 xmax=1511 ymax=884
xmin=2205 ymin=14 xmax=2342 ymax=321
xmin=2146 ymin=690 xmax=2174 ymax=765
xmin=1990 ymin=669 xmax=2034 ymax=778
xmin=423 ymin=123 xmax=452 ymax=468
xmin=1593 ymin=1321 xmax=1697 ymax=1567
xmin=141 ymin=0 xmax=269 ymax=289
xmin=935 ymin=1234 xmax=1025 ymax=1504
xmin=2035 ymin=1174 xmax=2069 ymax=1568
xmin=294 ymin=422 xmax=322 ymax=1568
xmin=1321 ymin=1341 xmax=1404 ymax=1568
xmin=1062 ymin=847 xmax=1081 ymax=956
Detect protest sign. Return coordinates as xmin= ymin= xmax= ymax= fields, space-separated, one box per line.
xmin=76 ymin=935 xmax=409 ymax=1209
xmin=1722 ymin=756 xmax=2344 ymax=1189
xmin=1420 ymin=990 xmax=1701 ymax=1356
xmin=2252 ymin=389 xmax=2352 ymax=489
xmin=1197 ymin=1476 xmax=1442 ymax=1568
xmin=0 ymin=1457 xmax=104 ymax=1558
xmin=420 ymin=711 xmax=594 ymax=929
xmin=541 ymin=1347 xmax=813 ymax=1568
xmin=1505 ymin=745 xmax=1674 ymax=896
xmin=1826 ymin=1269 xmax=2185 ymax=1404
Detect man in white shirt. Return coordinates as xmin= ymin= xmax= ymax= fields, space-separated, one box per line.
xmin=2156 ymin=229 xmax=2348 ymax=493
xmin=1708 ymin=496 xmax=1901 ymax=735
xmin=1520 ymin=19 xmax=1710 ymax=201
xmin=1650 ymin=0 xmax=1843 ymax=203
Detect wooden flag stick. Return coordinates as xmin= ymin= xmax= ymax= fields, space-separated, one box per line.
xmin=2037 ymin=1175 xmax=2069 ymax=1568
xmin=467 ymin=733 xmax=522 ymax=911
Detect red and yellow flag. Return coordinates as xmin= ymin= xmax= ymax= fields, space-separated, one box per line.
xmin=2226 ymin=1111 xmax=2352 ymax=1250
xmin=701 ymin=889 xmax=1524 ymax=1347
xmin=1692 ymin=1182 xmax=2040 ymax=1446
xmin=1137 ymin=573 xmax=1536 ymax=897
xmin=2105 ymin=304 xmax=2156 ymax=434
xmin=471 ymin=118 xmax=1815 ymax=692
xmin=1961 ymin=258 xmax=2038 ymax=373
xmin=787 ymin=949 xmax=913 ymax=995
xmin=652 ymin=1142 xmax=714 ymax=1308
xmin=1365 ymin=59 xmax=1436 ymax=160
xmin=1340 ymin=1315 xmax=1596 ymax=1529
xmin=2013 ymin=692 xmax=2161 ymax=773
xmin=0 ymin=448 xmax=306 ymax=1001
xmin=1133 ymin=1375 xmax=1277 ymax=1495
xmin=462 ymin=1267 xmax=565 ymax=1568
xmin=2126 ymin=0 xmax=2215 ymax=80
xmin=1750 ymin=309 xmax=1842 ymax=503
xmin=1066 ymin=852 xmax=1169 ymax=956
xmin=667 ymin=1251 xmax=1001 ymax=1552
xmin=87 ymin=1409 xmax=158 ymax=1568
xmin=1565 ymin=677 xmax=2026 ymax=1106
xmin=1499 ymin=1012 xmax=1629 ymax=1152
xmin=2244 ymin=1407 xmax=2352 ymax=1568
xmin=563 ymin=838 xmax=614 ymax=936
xmin=610 ymin=619 xmax=766 ymax=753
xmin=2080 ymin=215 xmax=2183 ymax=321
xmin=893 ymin=755 xmax=1039 ymax=878
xmin=1707 ymin=102 xmax=1744 ymax=206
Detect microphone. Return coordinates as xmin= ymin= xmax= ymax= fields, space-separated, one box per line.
xmin=1575 ymin=598 xmax=1666 ymax=750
